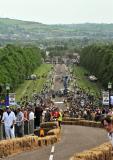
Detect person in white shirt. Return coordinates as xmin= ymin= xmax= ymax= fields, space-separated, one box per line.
xmin=28 ymin=108 xmax=34 ymax=134
xmin=42 ymin=110 xmax=46 ymax=122
xmin=102 ymin=115 xmax=113 ymax=147
xmin=29 ymin=108 xmax=34 ymax=120
xmin=2 ymin=106 xmax=16 ymax=139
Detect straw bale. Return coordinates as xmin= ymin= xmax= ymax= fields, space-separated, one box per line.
xmin=0 ymin=134 xmax=58 ymax=158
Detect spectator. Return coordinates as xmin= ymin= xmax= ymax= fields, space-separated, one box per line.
xmin=58 ymin=110 xmax=63 ymax=128
xmin=16 ymin=107 xmax=24 ymax=137
xmin=29 ymin=108 xmax=34 ymax=120
xmin=42 ymin=109 xmax=46 ymax=122
xmin=35 ymin=106 xmax=43 ymax=128
xmin=28 ymin=108 xmax=34 ymax=134
xmin=2 ymin=106 xmax=16 ymax=139
xmin=45 ymin=108 xmax=51 ymax=122
xmin=0 ymin=108 xmax=3 ymax=122
xmin=22 ymin=107 xmax=28 ymax=121
xmin=102 ymin=115 xmax=113 ymax=146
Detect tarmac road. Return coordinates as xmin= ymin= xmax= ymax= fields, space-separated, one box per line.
xmin=4 ymin=125 xmax=108 ymax=160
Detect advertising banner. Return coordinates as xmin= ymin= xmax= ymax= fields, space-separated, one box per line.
xmin=102 ymin=91 xmax=109 ymax=105
xmin=110 ymin=96 xmax=113 ymax=105
xmin=9 ymin=93 xmax=16 ymax=106
xmin=0 ymin=94 xmax=9 ymax=107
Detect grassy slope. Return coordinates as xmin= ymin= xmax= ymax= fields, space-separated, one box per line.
xmin=15 ymin=64 xmax=52 ymax=101
xmin=73 ymin=65 xmax=102 ymax=97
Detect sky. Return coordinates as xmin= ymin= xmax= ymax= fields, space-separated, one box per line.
xmin=0 ymin=0 xmax=113 ymax=24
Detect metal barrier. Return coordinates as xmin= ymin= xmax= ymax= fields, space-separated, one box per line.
xmin=15 ymin=121 xmax=24 ymax=137
xmin=0 ymin=120 xmax=34 ymax=140
xmin=24 ymin=121 xmax=29 ymax=135
xmin=29 ymin=120 xmax=34 ymax=135
xmin=0 ymin=123 xmax=3 ymax=140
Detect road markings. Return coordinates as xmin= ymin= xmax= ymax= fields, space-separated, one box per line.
xmin=51 ymin=146 xmax=55 ymax=153
xmin=49 ymin=154 xmax=53 ymax=160
xmin=49 ymin=145 xmax=55 ymax=160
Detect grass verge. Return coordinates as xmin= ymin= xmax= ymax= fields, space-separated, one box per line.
xmin=73 ymin=65 xmax=102 ymax=97
xmin=15 ymin=64 xmax=52 ymax=101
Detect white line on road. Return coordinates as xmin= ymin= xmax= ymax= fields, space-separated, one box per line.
xmin=49 ymin=154 xmax=53 ymax=160
xmin=51 ymin=146 xmax=55 ymax=153
xmin=49 ymin=145 xmax=55 ymax=160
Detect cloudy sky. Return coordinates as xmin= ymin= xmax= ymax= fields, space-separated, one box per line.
xmin=0 ymin=0 xmax=113 ymax=24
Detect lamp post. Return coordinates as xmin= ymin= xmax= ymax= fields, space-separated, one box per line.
xmin=108 ymin=82 xmax=112 ymax=108
xmin=6 ymin=83 xmax=10 ymax=107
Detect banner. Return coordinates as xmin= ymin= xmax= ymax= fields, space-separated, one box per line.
xmin=110 ymin=96 xmax=113 ymax=105
xmin=9 ymin=93 xmax=16 ymax=106
xmin=0 ymin=93 xmax=6 ymax=106
xmin=102 ymin=91 xmax=109 ymax=105
xmin=0 ymin=94 xmax=9 ymax=106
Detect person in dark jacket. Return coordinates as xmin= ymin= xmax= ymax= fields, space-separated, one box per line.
xmin=34 ymin=106 xmax=43 ymax=128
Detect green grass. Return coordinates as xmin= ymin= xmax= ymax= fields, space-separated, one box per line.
xmin=73 ymin=66 xmax=102 ymax=97
xmin=15 ymin=64 xmax=52 ymax=101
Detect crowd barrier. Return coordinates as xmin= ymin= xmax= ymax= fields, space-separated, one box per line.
xmin=0 ymin=120 xmax=34 ymax=140
xmin=62 ymin=117 xmax=103 ymax=128
xmin=0 ymin=126 xmax=60 ymax=158
xmin=70 ymin=142 xmax=112 ymax=160
xmin=0 ymin=118 xmax=112 ymax=160
xmin=0 ymin=135 xmax=58 ymax=158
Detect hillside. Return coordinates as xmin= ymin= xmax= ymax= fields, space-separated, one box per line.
xmin=0 ymin=18 xmax=113 ymax=43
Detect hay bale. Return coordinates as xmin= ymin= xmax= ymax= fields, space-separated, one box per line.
xmin=40 ymin=122 xmax=58 ymax=129
xmin=47 ymin=128 xmax=60 ymax=136
xmin=62 ymin=119 xmax=102 ymax=128
xmin=0 ymin=135 xmax=58 ymax=158
xmin=70 ymin=142 xmax=112 ymax=160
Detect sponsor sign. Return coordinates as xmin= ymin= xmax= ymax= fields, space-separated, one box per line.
xmin=0 ymin=94 xmax=6 ymax=106
xmin=102 ymin=91 xmax=109 ymax=105
xmin=9 ymin=93 xmax=16 ymax=106
xmin=110 ymin=96 xmax=113 ymax=105
xmin=0 ymin=94 xmax=9 ymax=107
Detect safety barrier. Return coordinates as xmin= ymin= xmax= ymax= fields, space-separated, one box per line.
xmin=0 ymin=118 xmax=111 ymax=160
xmin=0 ymin=120 xmax=34 ymax=140
xmin=62 ymin=117 xmax=103 ymax=128
xmin=0 ymin=126 xmax=60 ymax=158
xmin=0 ymin=135 xmax=58 ymax=158
xmin=70 ymin=142 xmax=112 ymax=160
xmin=0 ymin=123 xmax=3 ymax=140
xmin=47 ymin=128 xmax=61 ymax=140
xmin=62 ymin=118 xmax=112 ymax=160
xmin=63 ymin=117 xmax=86 ymax=121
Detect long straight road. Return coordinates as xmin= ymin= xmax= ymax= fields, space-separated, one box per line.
xmin=3 ymin=125 xmax=107 ymax=160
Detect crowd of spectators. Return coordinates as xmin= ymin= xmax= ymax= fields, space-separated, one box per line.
xmin=63 ymin=87 xmax=112 ymax=122
xmin=0 ymin=66 xmax=112 ymax=140
xmin=0 ymin=90 xmax=62 ymax=140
